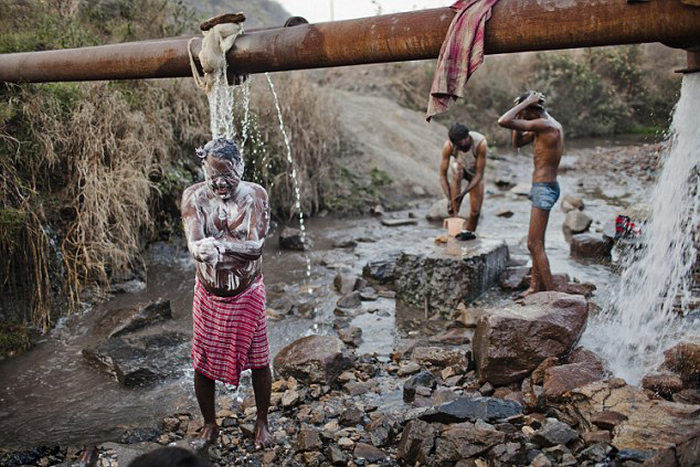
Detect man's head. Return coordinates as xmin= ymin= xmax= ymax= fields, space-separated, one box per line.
xmin=196 ymin=138 xmax=244 ymax=200
xmin=516 ymin=91 xmax=546 ymax=120
xmin=448 ymin=123 xmax=472 ymax=151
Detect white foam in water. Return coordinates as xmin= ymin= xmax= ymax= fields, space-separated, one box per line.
xmin=265 ymin=73 xmax=313 ymax=282
xmin=581 ymin=74 xmax=700 ymax=385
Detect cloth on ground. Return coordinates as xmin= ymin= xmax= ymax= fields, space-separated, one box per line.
xmin=188 ymin=16 xmax=245 ymax=92
xmin=426 ymin=0 xmax=501 ymax=121
xmin=192 ymin=277 xmax=269 ymax=386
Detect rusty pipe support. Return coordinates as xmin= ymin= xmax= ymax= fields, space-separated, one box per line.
xmin=0 ymin=0 xmax=699 ymax=83
xmin=677 ymin=49 xmax=700 ymax=73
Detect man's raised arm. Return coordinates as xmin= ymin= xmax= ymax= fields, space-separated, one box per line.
xmin=440 ymin=141 xmax=454 ymax=214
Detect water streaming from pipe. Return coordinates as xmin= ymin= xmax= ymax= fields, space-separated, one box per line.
xmin=208 ymin=68 xmax=236 ymax=140
xmin=581 ymin=74 xmax=700 ymax=385
xmin=265 ymin=72 xmax=313 ymax=283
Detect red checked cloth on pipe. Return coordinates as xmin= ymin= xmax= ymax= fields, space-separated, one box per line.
xmin=192 ymin=277 xmax=269 ymax=386
xmin=426 ymin=0 xmax=500 ymax=121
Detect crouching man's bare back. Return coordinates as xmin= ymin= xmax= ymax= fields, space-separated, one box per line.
xmin=498 ymin=91 xmax=564 ymax=296
xmin=181 ymin=138 xmax=273 ymax=448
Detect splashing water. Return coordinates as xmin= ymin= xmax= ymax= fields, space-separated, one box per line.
xmin=581 ymin=74 xmax=700 ymax=385
xmin=265 ymin=72 xmax=313 ymax=282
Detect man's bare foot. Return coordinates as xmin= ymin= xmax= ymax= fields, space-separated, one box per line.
xmin=199 ymin=422 xmax=219 ymax=444
xmin=516 ymin=287 xmax=539 ymax=299
xmin=254 ymin=418 xmax=273 ymax=449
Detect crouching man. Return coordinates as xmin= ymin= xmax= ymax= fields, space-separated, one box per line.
xmin=181 ymin=138 xmax=272 ymax=448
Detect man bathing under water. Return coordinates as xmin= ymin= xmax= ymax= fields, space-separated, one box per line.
xmin=440 ymin=123 xmax=488 ymax=233
xmin=181 ymin=138 xmax=272 ymax=447
xmin=498 ymin=91 xmax=564 ymax=296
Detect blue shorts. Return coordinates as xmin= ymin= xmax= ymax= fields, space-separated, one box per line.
xmin=529 ymin=182 xmax=560 ymax=211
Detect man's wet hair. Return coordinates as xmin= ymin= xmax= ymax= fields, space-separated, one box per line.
xmin=517 ymin=91 xmax=545 ymax=110
xmin=127 ymin=447 xmax=211 ymax=467
xmin=196 ymin=138 xmax=241 ymax=164
xmin=448 ymin=123 xmax=470 ymax=144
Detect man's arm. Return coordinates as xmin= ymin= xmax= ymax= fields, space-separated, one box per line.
xmin=440 ymin=141 xmax=455 ymax=214
xmin=498 ymin=91 xmax=550 ymax=133
xmin=181 ymin=187 xmax=219 ymax=264
xmin=456 ymin=140 xmax=487 ymax=200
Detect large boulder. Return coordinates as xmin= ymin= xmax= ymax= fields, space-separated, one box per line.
xmin=397 ymin=420 xmax=436 ymax=465
xmin=569 ymin=379 xmax=700 ymax=453
xmin=418 ymin=395 xmax=523 ymax=424
xmin=394 ymin=239 xmax=509 ymax=318
xmin=273 ymin=335 xmax=355 ymax=385
xmin=472 ymin=292 xmax=589 ymax=385
xmin=434 ymin=421 xmax=505 ymax=464
xmin=363 ymin=252 xmax=402 ymax=285
xmin=543 ymin=362 xmax=604 ymax=401
xmin=82 ymin=332 xmax=190 ymax=387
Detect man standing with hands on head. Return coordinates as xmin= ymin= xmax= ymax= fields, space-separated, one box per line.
xmin=181 ymin=138 xmax=273 ymax=448
xmin=498 ymin=91 xmax=564 ymax=297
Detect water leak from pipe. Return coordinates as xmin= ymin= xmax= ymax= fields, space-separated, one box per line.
xmin=581 ymin=74 xmax=700 ymax=385
xmin=265 ymin=72 xmax=313 ymax=284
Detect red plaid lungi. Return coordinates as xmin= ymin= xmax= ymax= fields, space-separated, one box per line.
xmin=192 ymin=277 xmax=269 ymax=386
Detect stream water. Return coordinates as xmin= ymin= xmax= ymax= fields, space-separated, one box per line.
xmin=0 ymin=136 xmax=663 ymax=448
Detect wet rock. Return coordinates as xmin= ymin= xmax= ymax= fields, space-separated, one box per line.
xmin=328 ymin=445 xmax=347 ymax=465
xmin=337 ymin=327 xmax=363 ymax=348
xmin=640 ymin=431 xmax=700 ymax=467
xmin=397 ymin=420 xmax=436 ymax=465
xmin=531 ymin=357 xmax=559 ymax=385
xmin=489 ymin=441 xmax=526 ymax=467
xmin=403 ymin=370 xmax=437 ymax=403
xmin=429 ymin=327 xmax=471 ymax=345
xmin=591 ymin=410 xmax=628 ymax=431
xmin=561 ymin=195 xmax=585 ymax=213
xmin=279 ymin=227 xmax=312 ymax=251
xmin=530 ymin=453 xmax=553 ymax=467
xmin=434 ymin=421 xmax=506 ymax=463
xmin=566 ymin=347 xmax=605 ymax=370
xmin=472 ymin=292 xmax=588 ymax=385
xmin=570 ymin=233 xmax=613 ymax=260
xmin=381 ymin=218 xmax=418 ymax=227
xmin=673 ymin=388 xmax=700 ymax=405
xmin=495 ymin=179 xmax=516 ymax=190
xmin=543 ymin=362 xmax=603 ymax=401
xmin=563 ymin=211 xmax=592 ymax=239
xmin=358 ymin=287 xmax=378 ymax=301
xmin=582 ymin=430 xmax=612 ymax=445
xmin=97 ymin=300 xmax=172 ymax=339
xmin=273 ymin=336 xmax=355 ymax=385
xmin=395 ymin=239 xmax=509 ymax=318
xmin=496 ymin=207 xmax=514 ymax=218
xmin=110 ymin=279 xmax=147 ymax=294
xmin=82 ymin=332 xmax=189 ymax=387
xmin=663 ymin=340 xmax=700 ymax=385
xmin=339 ymin=407 xmax=363 ymax=427
xmin=418 ymin=395 xmax=522 ymax=424
xmin=353 ymin=443 xmax=385 ymax=462
xmin=569 ymin=379 xmax=700 ymax=452
xmin=479 ymin=382 xmax=495 ymax=396
xmin=642 ymin=373 xmax=685 ymax=399
xmin=296 ymin=426 xmax=322 ymax=452
xmin=499 ymin=266 xmax=530 ymax=291
xmin=98 ymin=442 xmax=160 ymax=467
xmin=362 ymin=252 xmax=401 ymax=285
xmin=336 ymin=291 xmax=362 ymax=309
xmin=334 ymin=273 xmax=360 ymax=295
xmin=366 ymin=415 xmax=396 ymax=447
xmin=579 ymin=442 xmax=612 ymax=462
xmin=411 ymin=346 xmax=467 ymax=368
xmin=397 ymin=361 xmax=422 ymax=376
xmin=532 ymin=419 xmax=578 ymax=447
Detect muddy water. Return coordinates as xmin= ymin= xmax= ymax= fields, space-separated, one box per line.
xmin=0 ymin=137 xmax=657 ymax=448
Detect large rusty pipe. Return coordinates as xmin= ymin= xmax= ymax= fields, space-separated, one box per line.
xmin=0 ymin=0 xmax=698 ymax=83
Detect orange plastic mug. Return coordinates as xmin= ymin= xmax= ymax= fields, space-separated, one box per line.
xmin=443 ymin=217 xmax=466 ymax=236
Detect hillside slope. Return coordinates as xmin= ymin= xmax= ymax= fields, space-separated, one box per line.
xmin=332 ymin=89 xmax=445 ymax=196
xmin=192 ymin=0 xmax=290 ymax=28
